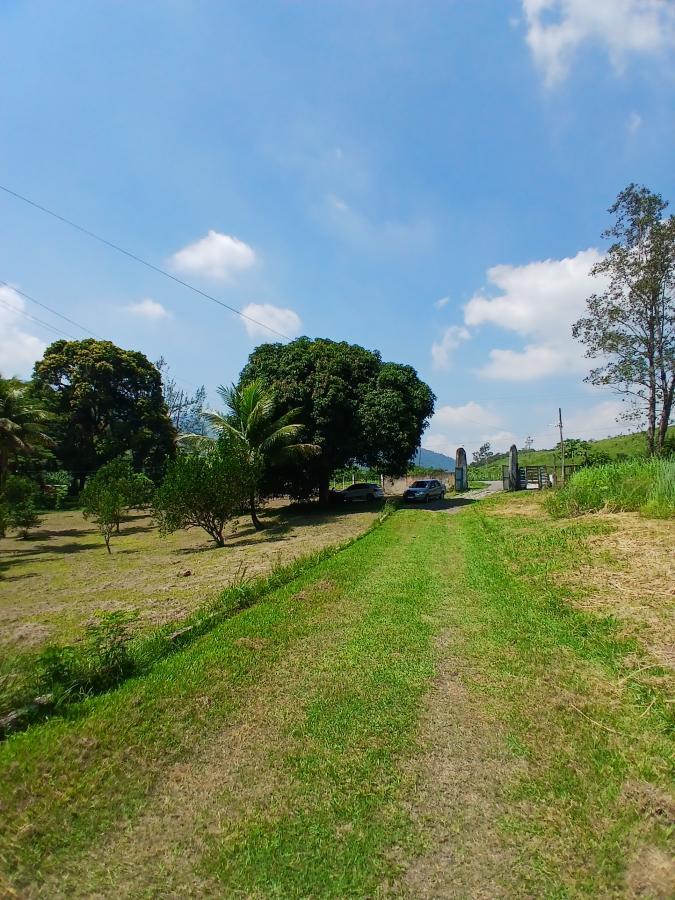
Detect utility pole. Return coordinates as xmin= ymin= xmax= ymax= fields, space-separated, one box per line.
xmin=558 ymin=407 xmax=565 ymax=485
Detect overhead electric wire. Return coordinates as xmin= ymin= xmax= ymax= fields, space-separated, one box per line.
xmin=0 ymin=279 xmax=101 ymax=338
xmin=0 ymin=183 xmax=292 ymax=341
xmin=0 ymin=275 xmax=200 ymax=392
xmin=0 ymin=295 xmax=76 ymax=339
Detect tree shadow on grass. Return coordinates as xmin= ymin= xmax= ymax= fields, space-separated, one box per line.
xmin=171 ymin=529 xmax=293 ymax=555
xmin=273 ymin=500 xmax=387 ymax=528
xmin=1 ymin=540 xmax=104 ymax=559
xmin=119 ymin=523 xmax=156 ymax=536
xmin=402 ymin=496 xmax=478 ymax=512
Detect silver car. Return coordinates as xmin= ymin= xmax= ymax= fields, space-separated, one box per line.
xmin=403 ymin=479 xmax=446 ymax=502
xmin=337 ymin=482 xmax=384 ymax=503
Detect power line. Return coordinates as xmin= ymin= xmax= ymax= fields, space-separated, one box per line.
xmin=0 ymin=276 xmax=201 ymax=393
xmin=0 ymin=295 xmax=76 ymax=340
xmin=0 ymin=279 xmax=101 ymax=338
xmin=0 ymin=183 xmax=292 ymax=341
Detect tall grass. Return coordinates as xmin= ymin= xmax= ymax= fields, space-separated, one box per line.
xmin=546 ymin=457 xmax=675 ymax=519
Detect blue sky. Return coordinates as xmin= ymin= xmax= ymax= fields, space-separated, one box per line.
xmin=1 ymin=0 xmax=673 ymax=458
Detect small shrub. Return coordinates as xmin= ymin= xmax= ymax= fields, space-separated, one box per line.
xmin=82 ymin=477 xmax=126 ymax=553
xmin=153 ymin=436 xmax=255 ymax=546
xmin=3 ymin=476 xmax=42 ymax=538
xmin=8 ymin=501 xmax=42 ymax=539
xmin=36 ymin=611 xmax=137 ymax=703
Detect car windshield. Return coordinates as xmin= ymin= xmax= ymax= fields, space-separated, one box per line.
xmin=348 ymin=483 xmax=367 ymax=489
xmin=411 ymin=481 xmax=429 ymax=488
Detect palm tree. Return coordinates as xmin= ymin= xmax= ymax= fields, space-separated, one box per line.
xmin=203 ymin=379 xmax=318 ymax=530
xmin=0 ymin=377 xmax=53 ymax=491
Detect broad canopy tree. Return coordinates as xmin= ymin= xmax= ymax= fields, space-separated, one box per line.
xmin=573 ymin=185 xmax=675 ymax=456
xmin=33 ymin=339 xmax=176 ymax=486
xmin=239 ymin=338 xmax=435 ymax=501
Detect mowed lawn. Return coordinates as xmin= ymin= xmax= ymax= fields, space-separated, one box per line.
xmin=0 ymin=502 xmax=381 ymax=653
xmin=0 ymin=496 xmax=673 ymax=897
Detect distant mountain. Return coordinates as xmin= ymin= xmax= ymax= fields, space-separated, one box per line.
xmin=416 ymin=447 xmax=455 ymax=472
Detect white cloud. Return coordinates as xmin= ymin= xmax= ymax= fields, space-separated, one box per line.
xmin=125 ymin=298 xmax=170 ymax=321
xmin=479 ymin=343 xmax=583 ymax=381
xmin=0 ymin=286 xmax=47 ymax=378
xmin=522 ymin=0 xmax=675 ymax=85
xmin=434 ymin=296 xmax=450 ymax=310
xmin=627 ymin=111 xmax=642 ymax=134
xmin=426 ymin=401 xmax=514 ymax=460
xmin=170 ymin=230 xmax=256 ymax=281
xmin=241 ymin=303 xmax=302 ymax=341
xmin=431 ymin=325 xmax=470 ymax=371
xmin=464 ymin=248 xmax=606 ymax=381
xmin=433 ymin=401 xmax=502 ymax=430
xmin=529 ymin=397 xmax=628 ymax=449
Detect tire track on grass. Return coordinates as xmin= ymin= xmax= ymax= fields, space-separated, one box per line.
xmin=29 ymin=512 xmax=437 ymax=898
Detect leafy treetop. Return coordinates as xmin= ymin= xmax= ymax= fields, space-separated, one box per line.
xmin=33 ymin=339 xmax=176 ymax=484
xmin=239 ymin=337 xmax=435 ymax=500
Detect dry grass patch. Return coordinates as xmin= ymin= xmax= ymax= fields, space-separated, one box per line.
xmin=489 ymin=493 xmax=675 ymax=672
xmin=0 ymin=502 xmax=380 ymax=653
xmin=562 ymin=512 xmax=675 ymax=670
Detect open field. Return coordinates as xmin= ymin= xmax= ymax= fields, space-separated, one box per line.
xmin=0 ymin=502 xmax=381 ymax=653
xmin=1 ymin=491 xmax=672 ymax=897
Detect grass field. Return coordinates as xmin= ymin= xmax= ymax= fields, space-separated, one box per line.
xmin=1 ymin=492 xmax=672 ymax=896
xmin=0 ymin=502 xmax=381 ymax=654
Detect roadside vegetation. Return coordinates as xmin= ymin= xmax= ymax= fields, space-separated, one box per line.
xmin=546 ymin=457 xmax=675 ymax=519
xmin=0 ymin=494 xmax=671 ymax=897
xmin=0 ymin=501 xmax=385 ymax=726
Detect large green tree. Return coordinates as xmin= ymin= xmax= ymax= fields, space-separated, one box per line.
xmin=573 ymin=185 xmax=675 ymax=456
xmin=33 ymin=339 xmax=175 ymax=486
xmin=239 ymin=338 xmax=435 ymax=501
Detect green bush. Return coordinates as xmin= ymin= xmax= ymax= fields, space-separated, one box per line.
xmin=81 ymin=456 xmax=155 ymax=552
xmin=36 ymin=611 xmax=137 ymax=704
xmin=3 ymin=476 xmax=42 ymax=538
xmin=153 ymin=436 xmax=255 ymax=546
xmin=545 ymin=458 xmax=675 ymax=519
xmin=82 ymin=475 xmax=126 ymax=553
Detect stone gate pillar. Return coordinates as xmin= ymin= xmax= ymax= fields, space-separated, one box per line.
xmin=455 ymin=447 xmax=468 ymax=491
xmin=508 ymin=444 xmax=519 ymax=491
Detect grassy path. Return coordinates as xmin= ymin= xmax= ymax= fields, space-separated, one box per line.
xmin=0 ymin=500 xmax=672 ymax=897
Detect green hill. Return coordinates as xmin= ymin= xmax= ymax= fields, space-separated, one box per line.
xmin=471 ymin=426 xmax=675 ymax=477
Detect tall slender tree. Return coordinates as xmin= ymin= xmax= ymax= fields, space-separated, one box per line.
xmin=573 ymin=185 xmax=675 ymax=455
xmin=203 ymin=380 xmax=318 ymax=530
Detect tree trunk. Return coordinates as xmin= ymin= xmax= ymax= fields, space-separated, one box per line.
xmin=0 ymin=450 xmax=8 ymax=492
xmin=250 ymin=493 xmax=264 ymax=530
xmin=318 ymin=474 xmax=331 ymax=506
xmin=657 ymin=377 xmax=675 ymax=453
xmin=646 ymin=347 xmax=657 ymax=456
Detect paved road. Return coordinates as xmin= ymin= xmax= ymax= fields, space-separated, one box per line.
xmin=409 ymin=480 xmax=503 ymax=513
